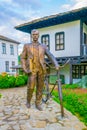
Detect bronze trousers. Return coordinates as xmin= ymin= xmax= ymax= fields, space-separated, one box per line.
xmin=27 ymin=70 xmax=44 ymax=105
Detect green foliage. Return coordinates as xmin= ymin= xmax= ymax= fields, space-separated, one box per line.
xmin=0 ymin=74 xmax=28 ymax=89
xmin=62 ymin=84 xmax=81 ymax=89
xmin=22 ymin=75 xmax=28 ymax=84
xmin=15 ymin=75 xmax=28 ymax=87
xmin=15 ymin=76 xmax=25 ymax=87
xmin=49 ymin=74 xmax=65 ymax=84
xmin=8 ymin=76 xmax=16 ymax=88
xmin=19 ymin=69 xmax=23 ymax=75
xmin=0 ymin=75 xmax=13 ymax=89
xmin=53 ymin=89 xmax=87 ymax=126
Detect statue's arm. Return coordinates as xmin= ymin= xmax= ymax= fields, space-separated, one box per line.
xmin=45 ymin=48 xmax=59 ymax=69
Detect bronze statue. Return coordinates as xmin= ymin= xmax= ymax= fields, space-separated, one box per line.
xmin=21 ymin=29 xmax=59 ymax=111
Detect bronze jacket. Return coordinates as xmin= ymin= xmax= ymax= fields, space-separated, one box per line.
xmin=21 ymin=43 xmax=59 ymax=73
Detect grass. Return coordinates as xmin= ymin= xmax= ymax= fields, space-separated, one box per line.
xmin=52 ymin=86 xmax=87 ymax=126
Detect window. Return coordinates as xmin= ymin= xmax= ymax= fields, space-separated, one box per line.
xmin=41 ymin=34 xmax=50 ymax=50
xmin=10 ymin=45 xmax=14 ymax=55
xmin=2 ymin=43 xmax=6 ymax=54
xmin=5 ymin=61 xmax=9 ymax=72
xmin=55 ymin=32 xmax=64 ymax=50
xmin=72 ymin=65 xmax=87 ymax=79
xmin=72 ymin=65 xmax=79 ymax=78
xmin=12 ymin=61 xmax=15 ymax=72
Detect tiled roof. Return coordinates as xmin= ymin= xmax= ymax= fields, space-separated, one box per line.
xmin=15 ymin=6 xmax=87 ymax=33
xmin=0 ymin=35 xmax=20 ymax=44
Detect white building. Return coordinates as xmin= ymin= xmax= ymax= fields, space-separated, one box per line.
xmin=0 ymin=35 xmax=20 ymax=74
xmin=15 ymin=7 xmax=87 ymax=84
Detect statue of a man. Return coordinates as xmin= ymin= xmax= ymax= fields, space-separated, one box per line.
xmin=21 ymin=29 xmax=59 ymax=111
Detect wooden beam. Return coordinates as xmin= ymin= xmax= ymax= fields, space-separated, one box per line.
xmin=69 ymin=61 xmax=73 ymax=84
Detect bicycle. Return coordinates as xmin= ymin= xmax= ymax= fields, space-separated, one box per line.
xmin=42 ymin=59 xmax=70 ymax=117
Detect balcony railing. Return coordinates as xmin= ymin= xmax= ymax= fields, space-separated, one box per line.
xmin=82 ymin=44 xmax=87 ymax=56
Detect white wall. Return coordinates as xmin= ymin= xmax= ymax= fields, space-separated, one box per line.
xmin=60 ymin=64 xmax=70 ymax=84
xmin=73 ymin=79 xmax=81 ymax=84
xmin=0 ymin=40 xmax=18 ymax=58
xmin=0 ymin=58 xmax=18 ymax=73
xmin=0 ymin=40 xmax=19 ymax=73
xmin=39 ymin=20 xmax=80 ymax=58
xmin=49 ymin=64 xmax=71 ymax=84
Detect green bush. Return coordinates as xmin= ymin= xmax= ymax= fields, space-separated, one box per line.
xmin=0 ymin=74 xmax=28 ymax=89
xmin=0 ymin=75 xmax=10 ymax=89
xmin=8 ymin=76 xmax=16 ymax=88
xmin=0 ymin=75 xmax=16 ymax=88
xmin=22 ymin=75 xmax=28 ymax=84
xmin=15 ymin=75 xmax=28 ymax=87
xmin=62 ymin=84 xmax=81 ymax=89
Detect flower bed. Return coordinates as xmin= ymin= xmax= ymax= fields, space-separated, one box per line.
xmin=53 ymin=88 xmax=87 ymax=126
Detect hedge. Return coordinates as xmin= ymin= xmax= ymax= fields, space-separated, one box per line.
xmin=0 ymin=74 xmax=28 ymax=89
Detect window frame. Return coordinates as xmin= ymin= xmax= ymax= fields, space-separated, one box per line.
xmin=55 ymin=32 xmax=65 ymax=51
xmin=72 ymin=65 xmax=87 ymax=79
xmin=41 ymin=34 xmax=50 ymax=50
xmin=10 ymin=44 xmax=14 ymax=55
xmin=2 ymin=43 xmax=6 ymax=54
xmin=5 ymin=61 xmax=9 ymax=72
xmin=12 ymin=61 xmax=15 ymax=72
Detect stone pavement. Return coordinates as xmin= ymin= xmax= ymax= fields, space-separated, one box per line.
xmin=0 ymin=87 xmax=87 ymax=130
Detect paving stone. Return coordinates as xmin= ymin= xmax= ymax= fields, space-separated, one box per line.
xmin=0 ymin=124 xmax=10 ymax=130
xmin=31 ymin=128 xmax=45 ymax=130
xmin=0 ymin=121 xmax=6 ymax=126
xmin=7 ymin=116 xmax=19 ymax=121
xmin=19 ymin=121 xmax=32 ymax=130
xmin=0 ymin=87 xmax=87 ymax=130
xmin=12 ymin=124 xmax=20 ymax=130
xmin=13 ymin=109 xmax=20 ymax=114
xmin=46 ymin=123 xmax=61 ymax=130
xmin=29 ymin=120 xmax=46 ymax=128
xmin=19 ymin=115 xmax=30 ymax=120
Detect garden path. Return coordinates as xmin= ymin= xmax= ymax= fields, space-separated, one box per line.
xmin=0 ymin=86 xmax=87 ymax=130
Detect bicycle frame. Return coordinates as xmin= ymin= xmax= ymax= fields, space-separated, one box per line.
xmin=42 ymin=59 xmax=70 ymax=118
xmin=42 ymin=70 xmax=64 ymax=117
xmin=57 ymin=70 xmax=64 ymax=118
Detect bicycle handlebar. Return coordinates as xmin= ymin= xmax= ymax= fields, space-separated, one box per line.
xmin=59 ymin=59 xmax=70 ymax=69
xmin=45 ymin=59 xmax=70 ymax=70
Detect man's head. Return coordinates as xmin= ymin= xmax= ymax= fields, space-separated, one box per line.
xmin=31 ymin=29 xmax=39 ymax=43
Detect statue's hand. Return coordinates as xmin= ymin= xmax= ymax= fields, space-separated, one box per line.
xmin=24 ymin=69 xmax=31 ymax=74
xmin=55 ymin=66 xmax=60 ymax=71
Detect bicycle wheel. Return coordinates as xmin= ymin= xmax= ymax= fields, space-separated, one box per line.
xmin=42 ymin=77 xmax=50 ymax=103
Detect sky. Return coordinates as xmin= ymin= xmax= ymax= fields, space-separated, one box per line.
xmin=0 ymin=0 xmax=87 ymax=54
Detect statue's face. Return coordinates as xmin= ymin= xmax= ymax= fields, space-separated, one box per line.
xmin=31 ymin=31 xmax=39 ymax=42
